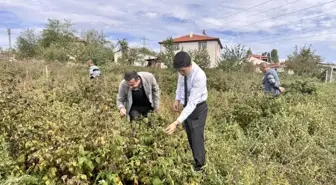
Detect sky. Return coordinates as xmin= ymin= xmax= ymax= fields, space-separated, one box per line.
xmin=1 ymin=0 xmax=336 ymax=62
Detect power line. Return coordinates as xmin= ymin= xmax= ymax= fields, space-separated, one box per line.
xmin=248 ymin=32 xmax=336 ymax=44
xmin=212 ymin=1 xmax=230 ymax=10
xmin=230 ymin=11 xmax=336 ymax=44
xmin=263 ymin=11 xmax=336 ymax=30
xmin=204 ymin=0 xmax=276 ymax=28
xmin=221 ymin=0 xmax=302 ymax=25
xmin=217 ymin=0 xmax=276 ymax=21
xmin=227 ymin=0 xmax=336 ymax=30
xmin=227 ymin=11 xmax=336 ymax=42
xmin=141 ymin=36 xmax=148 ymax=48
xmin=244 ymin=25 xmax=336 ymax=43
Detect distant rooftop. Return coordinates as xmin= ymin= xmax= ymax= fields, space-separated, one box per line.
xmin=159 ymin=31 xmax=223 ymax=49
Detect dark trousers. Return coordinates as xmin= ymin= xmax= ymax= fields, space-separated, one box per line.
xmin=184 ymin=102 xmax=208 ymax=169
xmin=129 ymin=105 xmax=153 ymax=121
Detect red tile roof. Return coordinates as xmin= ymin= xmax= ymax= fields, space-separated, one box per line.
xmin=249 ymin=54 xmax=268 ymax=59
xmin=159 ymin=33 xmax=223 ymax=49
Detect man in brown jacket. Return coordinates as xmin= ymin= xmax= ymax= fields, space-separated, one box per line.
xmin=117 ymin=71 xmax=160 ymax=121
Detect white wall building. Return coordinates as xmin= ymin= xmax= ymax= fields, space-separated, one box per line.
xmin=158 ymin=31 xmax=223 ymax=68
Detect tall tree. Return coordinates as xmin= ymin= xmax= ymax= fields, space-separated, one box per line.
xmin=75 ymin=29 xmax=114 ymax=65
xmin=128 ymin=48 xmax=142 ymax=65
xmin=188 ymin=48 xmax=210 ymax=69
xmin=117 ymin=39 xmax=129 ymax=58
xmin=40 ymin=19 xmax=75 ymax=48
xmin=271 ymin=49 xmax=279 ymax=62
xmin=286 ymin=45 xmax=323 ymax=77
xmin=138 ymin=47 xmax=157 ymax=56
xmin=16 ymin=29 xmax=39 ymax=58
xmin=247 ymin=48 xmax=252 ymax=56
xmin=157 ymin=36 xmax=176 ymax=68
xmin=217 ymin=44 xmax=248 ymax=71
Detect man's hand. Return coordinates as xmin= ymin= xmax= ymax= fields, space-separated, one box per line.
xmin=173 ymin=100 xmax=180 ymax=112
xmin=119 ymin=108 xmax=127 ymax=116
xmin=154 ymin=106 xmax=159 ymax=112
xmin=164 ymin=121 xmax=179 ymax=135
xmin=279 ymin=87 xmax=285 ymax=93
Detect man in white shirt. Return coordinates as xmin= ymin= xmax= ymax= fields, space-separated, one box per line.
xmin=164 ymin=51 xmax=208 ymax=172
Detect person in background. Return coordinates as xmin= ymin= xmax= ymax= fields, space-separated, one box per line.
xmin=88 ymin=59 xmax=101 ymax=79
xmin=117 ymin=71 xmax=160 ymax=122
xmin=164 ymin=51 xmax=208 ymax=172
xmin=259 ymin=62 xmax=285 ymax=97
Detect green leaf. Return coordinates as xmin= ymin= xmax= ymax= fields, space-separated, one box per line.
xmin=85 ymin=160 xmax=94 ymax=172
xmin=135 ymin=160 xmax=140 ymax=166
xmin=79 ymin=144 xmax=85 ymax=155
xmin=95 ymin=157 xmax=101 ymax=164
xmin=152 ymin=177 xmax=163 ymax=185
xmin=17 ymin=154 xmax=25 ymax=164
xmin=78 ymin=157 xmax=86 ymax=166
xmin=80 ymin=174 xmax=87 ymax=180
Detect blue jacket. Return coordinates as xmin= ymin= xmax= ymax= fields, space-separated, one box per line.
xmin=263 ymin=68 xmax=280 ymax=96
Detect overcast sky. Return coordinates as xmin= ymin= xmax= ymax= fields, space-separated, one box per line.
xmin=1 ymin=0 xmax=336 ymax=62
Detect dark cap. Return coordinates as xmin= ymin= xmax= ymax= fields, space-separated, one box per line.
xmin=173 ymin=51 xmax=191 ymax=69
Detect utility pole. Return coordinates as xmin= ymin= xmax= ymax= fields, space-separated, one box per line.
xmin=101 ymin=29 xmax=104 ymax=44
xmin=141 ymin=36 xmax=148 ymax=49
xmin=7 ymin=28 xmax=12 ymax=59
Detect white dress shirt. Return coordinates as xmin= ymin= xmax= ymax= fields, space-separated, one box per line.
xmin=175 ymin=62 xmax=208 ymax=123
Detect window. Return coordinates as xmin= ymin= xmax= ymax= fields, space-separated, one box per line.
xmin=174 ymin=43 xmax=180 ymax=50
xmin=198 ymin=41 xmax=207 ymax=49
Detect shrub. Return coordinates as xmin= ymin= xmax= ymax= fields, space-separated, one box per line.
xmin=1 ymin=60 xmax=335 ymax=184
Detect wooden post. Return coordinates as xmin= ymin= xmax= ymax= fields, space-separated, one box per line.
xmin=45 ymin=65 xmax=48 ymax=79
xmin=24 ymin=68 xmax=29 ymax=90
xmin=331 ymin=67 xmax=333 ymax=83
xmin=104 ymin=76 xmax=107 ymax=89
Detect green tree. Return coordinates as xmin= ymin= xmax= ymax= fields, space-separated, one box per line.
xmin=14 ymin=19 xmax=118 ymax=64
xmin=138 ymin=47 xmax=157 ymax=57
xmin=74 ymin=29 xmax=114 ymax=65
xmin=217 ymin=44 xmax=248 ymax=71
xmin=16 ymin=29 xmax=39 ymax=58
xmin=286 ymin=45 xmax=323 ymax=77
xmin=40 ymin=19 xmax=75 ymax=48
xmin=115 ymin=39 xmax=148 ymax=66
xmin=187 ymin=48 xmax=210 ymax=69
xmin=128 ymin=47 xmax=141 ymax=65
xmin=116 ymin=39 xmax=129 ymax=64
xmin=157 ymin=36 xmax=176 ymax=68
xmin=247 ymin=48 xmax=252 ymax=56
xmin=81 ymin=29 xmax=104 ymax=45
xmin=271 ymin=49 xmax=279 ymax=62
xmin=38 ymin=19 xmax=78 ymax=62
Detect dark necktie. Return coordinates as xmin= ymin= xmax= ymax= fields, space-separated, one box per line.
xmin=184 ymin=75 xmax=188 ymax=106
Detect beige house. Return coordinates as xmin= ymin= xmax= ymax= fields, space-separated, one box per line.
xmin=247 ymin=54 xmax=294 ymax=74
xmin=247 ymin=55 xmax=270 ymax=73
xmin=158 ymin=30 xmax=223 ymax=68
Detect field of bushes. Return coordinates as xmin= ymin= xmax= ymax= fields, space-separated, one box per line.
xmin=1 ymin=59 xmax=336 ymax=185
